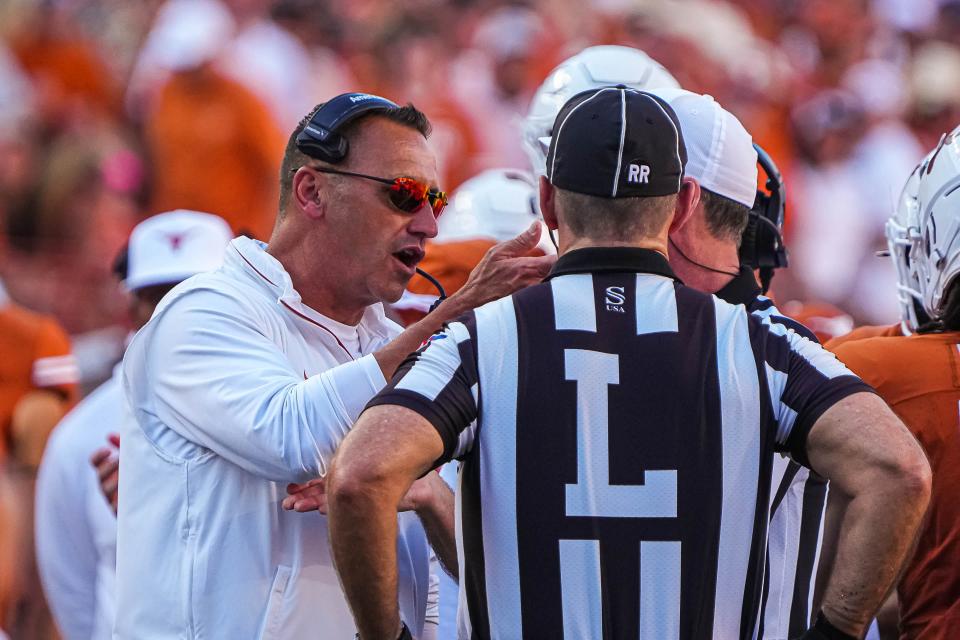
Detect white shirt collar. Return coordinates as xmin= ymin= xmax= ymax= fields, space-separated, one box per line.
xmin=226 ymin=237 xmax=396 ymax=348
xmin=0 ymin=277 xmax=9 ymax=308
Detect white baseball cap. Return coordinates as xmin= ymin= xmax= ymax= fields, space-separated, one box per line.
xmin=651 ymin=88 xmax=757 ymax=207
xmin=124 ymin=210 xmax=234 ymax=291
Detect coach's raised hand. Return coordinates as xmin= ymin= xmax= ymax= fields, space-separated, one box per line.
xmin=447 ymin=221 xmax=555 ymax=315
xmin=373 ymin=221 xmax=555 ymax=380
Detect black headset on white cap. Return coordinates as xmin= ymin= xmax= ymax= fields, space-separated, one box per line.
xmin=740 ymin=143 xmax=789 ymax=294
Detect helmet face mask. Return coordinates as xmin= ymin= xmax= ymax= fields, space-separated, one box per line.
xmin=884 ymin=170 xmax=923 ymax=334
xmin=522 ymin=45 xmax=681 ymax=177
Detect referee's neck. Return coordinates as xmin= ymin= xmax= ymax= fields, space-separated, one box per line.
xmin=559 ymin=237 xmax=669 ymax=259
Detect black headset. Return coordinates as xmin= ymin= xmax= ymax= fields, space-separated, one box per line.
xmin=295 ymin=92 xmax=401 ymax=164
xmin=739 ymin=143 xmax=789 ymax=294
xmin=295 ymin=92 xmax=448 ymax=309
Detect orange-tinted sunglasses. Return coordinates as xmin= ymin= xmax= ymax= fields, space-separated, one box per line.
xmin=310 ymin=167 xmax=447 ymax=217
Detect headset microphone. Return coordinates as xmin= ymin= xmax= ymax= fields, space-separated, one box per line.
xmin=415 ymin=267 xmax=447 ymax=313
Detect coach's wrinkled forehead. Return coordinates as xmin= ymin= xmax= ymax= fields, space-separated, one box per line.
xmin=546 ymin=86 xmax=687 ymax=199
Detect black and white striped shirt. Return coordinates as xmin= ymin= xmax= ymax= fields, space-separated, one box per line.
xmin=369 ymin=248 xmax=871 ymax=639
xmin=716 ymin=269 xmax=830 ymax=639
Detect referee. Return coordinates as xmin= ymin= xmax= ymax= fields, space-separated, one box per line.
xmin=326 ymin=88 xmax=931 ymax=640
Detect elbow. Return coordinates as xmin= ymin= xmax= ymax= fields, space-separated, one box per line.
xmin=326 ymin=460 xmax=387 ymax=512
xmin=891 ymin=446 xmax=932 ymax=514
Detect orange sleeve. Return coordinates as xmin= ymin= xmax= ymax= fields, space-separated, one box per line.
xmin=825 ymin=324 xmax=902 ymax=351
xmin=828 ymin=341 xmax=882 ymax=388
xmin=30 ymin=318 xmax=79 ymax=403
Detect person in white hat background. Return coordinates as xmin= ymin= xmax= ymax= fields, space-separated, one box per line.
xmin=34 ymin=210 xmax=233 ymax=640
xmin=651 ymin=88 xmax=836 ymax=638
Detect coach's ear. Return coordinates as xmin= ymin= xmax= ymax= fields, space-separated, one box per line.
xmin=669 ymin=177 xmax=700 ymax=233
xmin=293 ymin=166 xmax=329 ymax=221
xmin=539 ymin=176 xmax=559 ymax=231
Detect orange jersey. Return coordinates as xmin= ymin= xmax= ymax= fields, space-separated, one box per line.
xmin=824 ymin=323 xmax=903 ymax=350
xmin=829 ymin=332 xmax=960 ymax=639
xmin=145 ymin=66 xmax=285 ymax=241
xmin=0 ymin=302 xmax=78 ymax=461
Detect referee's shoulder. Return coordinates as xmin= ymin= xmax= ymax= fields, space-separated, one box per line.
xmin=674 ymin=280 xmax=752 ymax=318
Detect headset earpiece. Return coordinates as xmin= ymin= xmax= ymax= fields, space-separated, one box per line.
xmin=740 ymin=143 xmax=788 ymax=292
xmin=295 ymin=93 xmax=401 ymax=164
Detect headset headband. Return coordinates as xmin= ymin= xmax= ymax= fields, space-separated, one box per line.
xmin=295 ymin=93 xmax=400 ymax=164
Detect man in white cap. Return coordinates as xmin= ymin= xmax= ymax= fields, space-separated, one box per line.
xmin=652 ymin=88 xmax=831 ymax=639
xmin=34 ymin=210 xmax=233 ymax=640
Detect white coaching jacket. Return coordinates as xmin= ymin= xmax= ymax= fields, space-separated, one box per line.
xmin=116 ymin=237 xmax=437 ymax=639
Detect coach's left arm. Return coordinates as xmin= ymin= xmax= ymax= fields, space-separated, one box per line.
xmin=327 ymin=404 xmax=447 ymax=640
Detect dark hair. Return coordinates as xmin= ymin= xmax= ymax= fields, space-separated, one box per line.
xmin=554 ymin=188 xmax=676 ymax=240
xmin=277 ymin=102 xmax=432 ymax=214
xmin=700 ymin=188 xmax=751 ymax=246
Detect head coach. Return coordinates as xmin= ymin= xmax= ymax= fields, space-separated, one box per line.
xmin=325 ymin=87 xmax=930 ymax=640
xmin=115 ymin=93 xmax=553 ymax=639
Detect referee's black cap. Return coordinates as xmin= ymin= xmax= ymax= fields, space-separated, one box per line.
xmin=546 ymin=86 xmax=687 ymax=198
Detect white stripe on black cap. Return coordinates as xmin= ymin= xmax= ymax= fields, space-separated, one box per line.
xmin=612 ymin=87 xmax=627 ymax=197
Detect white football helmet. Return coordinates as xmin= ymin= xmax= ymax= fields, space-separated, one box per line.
xmin=522 ymin=45 xmax=681 ymax=177
xmin=885 ymin=157 xmax=925 ymax=334
xmin=913 ymin=125 xmax=960 ymax=326
xmin=436 ymin=169 xmax=554 ymax=253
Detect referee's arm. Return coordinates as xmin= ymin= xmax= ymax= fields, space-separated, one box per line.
xmin=328 ymin=405 xmax=448 ymax=640
xmin=803 ymin=392 xmax=931 ymax=637
xmin=327 ymin=323 xmax=477 ymax=640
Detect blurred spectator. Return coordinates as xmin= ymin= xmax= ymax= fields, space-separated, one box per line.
xmin=0 ymin=279 xmax=79 ymax=467
xmin=372 ymin=18 xmax=481 ymax=190
xmin=0 ymin=277 xmax=78 ymax=638
xmin=787 ymin=89 xmax=903 ymax=323
xmin=140 ymin=14 xmax=284 ymax=241
xmin=125 ymin=0 xmax=236 ymax=120
xmin=842 ymin=58 xmax=924 ymax=320
xmin=0 ymin=466 xmax=18 ymax=640
xmin=35 ymin=210 xmax=233 ymax=640
xmin=908 ymin=41 xmax=960 ymax=149
xmin=7 ymin=1 xmax=119 ymax=131
xmin=452 ymin=5 xmax=551 ymax=170
xmin=220 ymin=2 xmax=357 ymax=130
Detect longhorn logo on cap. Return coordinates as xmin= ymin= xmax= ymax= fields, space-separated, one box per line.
xmin=164 ymin=231 xmax=190 ymax=251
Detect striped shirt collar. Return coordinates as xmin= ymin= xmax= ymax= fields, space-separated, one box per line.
xmin=714 ymin=266 xmax=761 ymax=307
xmin=547 ymin=247 xmax=680 ymax=282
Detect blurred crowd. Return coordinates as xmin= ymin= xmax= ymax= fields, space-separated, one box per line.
xmin=0 ymin=0 xmax=958 ymax=634
xmin=1 ymin=0 xmax=959 ymax=384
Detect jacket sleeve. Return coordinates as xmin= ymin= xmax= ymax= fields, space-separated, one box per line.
xmin=131 ymin=288 xmax=387 ymax=482
xmin=35 ymin=431 xmax=99 ymax=639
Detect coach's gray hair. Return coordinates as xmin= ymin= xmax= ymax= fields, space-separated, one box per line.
xmin=700 ymin=188 xmax=751 ymax=246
